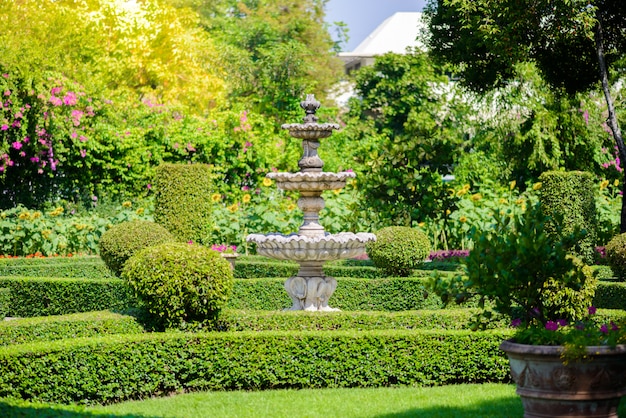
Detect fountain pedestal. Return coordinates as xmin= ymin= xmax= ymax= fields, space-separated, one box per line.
xmin=246 ymin=94 xmax=375 ymax=311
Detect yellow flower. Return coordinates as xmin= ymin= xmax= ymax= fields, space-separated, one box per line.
xmin=521 ymin=203 xmax=527 ymax=212
xmin=447 ymin=188 xmax=455 ymax=197
xmin=135 ymin=208 xmax=145 ymax=215
xmin=499 ymin=198 xmax=507 ymax=204
xmin=445 ymin=209 xmax=451 ymax=215
xmin=75 ymin=224 xmax=85 ymax=231
xmin=614 ymin=179 xmax=620 ymax=187
xmin=122 ymin=201 xmax=132 ymax=208
xmin=516 ymin=198 xmax=525 ymax=205
xmin=509 ymin=180 xmax=516 ymax=190
xmin=459 ymin=216 xmax=467 ymax=223
xmin=41 ymin=230 xmax=51 ymax=240
xmin=242 ymin=194 xmax=251 ymax=203
xmin=532 ymin=182 xmax=542 ymax=191
xmin=262 ymin=177 xmax=272 ymax=187
xmin=287 ymin=203 xmax=297 ymax=211
xmin=600 ymin=179 xmax=610 ymax=190
xmin=211 ymin=193 xmax=221 ymax=202
xmin=333 ymin=189 xmax=342 ymax=195
xmin=228 ymin=203 xmax=239 ymax=213
xmin=18 ymin=211 xmax=30 ymax=220
xmin=49 ymin=207 xmax=64 ymax=217
xmin=471 ymin=193 xmax=482 ymax=202
xmin=32 ymin=211 xmax=41 ymax=219
xmin=418 ymin=222 xmax=425 ymax=228
xmin=456 ymin=188 xmax=467 ymax=197
xmin=463 ymin=184 xmax=471 ymax=191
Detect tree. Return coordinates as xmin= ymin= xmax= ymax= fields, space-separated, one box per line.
xmin=342 ymin=50 xmax=468 ymax=226
xmin=425 ymin=0 xmax=626 ymax=231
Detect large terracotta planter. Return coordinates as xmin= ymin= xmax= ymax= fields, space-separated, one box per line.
xmin=500 ymin=340 xmax=626 ymax=418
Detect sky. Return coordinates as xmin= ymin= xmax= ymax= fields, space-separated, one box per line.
xmin=324 ymin=0 xmax=427 ymax=52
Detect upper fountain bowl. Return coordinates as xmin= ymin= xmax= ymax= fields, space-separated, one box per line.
xmin=281 ymin=122 xmax=340 ymax=139
xmin=268 ymin=171 xmax=355 ymax=192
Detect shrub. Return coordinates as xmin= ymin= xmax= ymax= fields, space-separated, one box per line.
xmin=98 ymin=220 xmax=176 ymax=276
xmin=0 ymin=288 xmax=8 ymax=319
xmin=153 ymin=163 xmax=216 ymax=244
xmin=605 ymin=233 xmax=626 ymax=281
xmin=0 ymin=330 xmax=511 ymax=405
xmin=366 ymin=226 xmax=431 ymax=276
xmin=539 ymin=170 xmax=598 ymax=264
xmin=122 ymin=243 xmax=234 ymax=327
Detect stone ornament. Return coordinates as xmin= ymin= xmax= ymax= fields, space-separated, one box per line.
xmin=247 ymin=94 xmax=376 ymax=311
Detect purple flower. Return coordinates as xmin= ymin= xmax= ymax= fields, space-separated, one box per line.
xmin=545 ymin=321 xmax=559 ymax=331
xmin=611 ymin=321 xmax=619 ymax=332
xmin=588 ymin=306 xmax=597 ymax=315
xmin=600 ymin=324 xmax=609 ymax=334
xmin=557 ymin=319 xmax=568 ymax=327
xmin=511 ymin=318 xmax=522 ymax=328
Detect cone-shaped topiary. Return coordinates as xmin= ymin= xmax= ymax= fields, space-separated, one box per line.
xmin=98 ymin=220 xmax=176 ymax=277
xmin=366 ymin=226 xmax=431 ymax=277
xmin=605 ymin=233 xmax=626 ymax=281
xmin=122 ymin=242 xmax=234 ymax=328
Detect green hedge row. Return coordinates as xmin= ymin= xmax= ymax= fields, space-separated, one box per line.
xmin=233 ymin=260 xmax=386 ymax=279
xmin=0 ymin=277 xmax=134 ymax=317
xmin=0 ymin=288 xmax=8 ymax=319
xmin=3 ymin=275 xmax=625 ymax=318
xmin=0 ymin=329 xmax=511 ymax=405
xmin=0 ymin=262 xmax=114 ymax=279
xmin=0 ymin=310 xmax=147 ymax=346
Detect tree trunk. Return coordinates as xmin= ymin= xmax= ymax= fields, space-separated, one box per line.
xmin=595 ymin=17 xmax=626 ymax=233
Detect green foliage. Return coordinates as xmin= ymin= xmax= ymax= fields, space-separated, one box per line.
xmin=122 ymin=243 xmax=234 ymax=328
xmin=0 ymin=277 xmax=134 ymax=317
xmin=0 ymin=310 xmax=146 ymax=346
xmin=594 ymin=281 xmax=626 ymax=309
xmin=98 ymin=220 xmax=176 ymax=277
xmin=0 ymin=256 xmax=114 ymax=279
xmin=595 ymin=178 xmax=621 ymax=245
xmin=153 ymin=163 xmax=216 ymax=243
xmin=539 ymin=171 xmax=598 ymax=264
xmin=433 ymin=201 xmax=596 ymax=329
xmin=343 ymin=51 xmax=468 ymax=225
xmin=0 ymin=287 xmax=8 ymax=319
xmin=605 ymin=232 xmax=626 ymax=280
xmin=367 ymin=227 xmax=431 ymax=277
xmin=0 ymin=330 xmax=510 ymax=405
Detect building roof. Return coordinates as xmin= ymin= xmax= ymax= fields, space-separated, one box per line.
xmin=338 ymin=12 xmax=424 ymax=63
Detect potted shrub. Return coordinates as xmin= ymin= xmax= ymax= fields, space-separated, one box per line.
xmin=433 ymin=202 xmax=626 ymax=418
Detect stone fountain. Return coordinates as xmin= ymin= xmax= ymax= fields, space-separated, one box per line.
xmin=246 ymin=94 xmax=375 ymax=311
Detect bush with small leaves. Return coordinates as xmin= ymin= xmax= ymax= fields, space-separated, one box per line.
xmin=605 ymin=233 xmax=626 ymax=281
xmin=367 ymin=226 xmax=431 ymax=277
xmin=98 ymin=220 xmax=176 ymax=276
xmin=122 ymin=242 xmax=234 ymax=328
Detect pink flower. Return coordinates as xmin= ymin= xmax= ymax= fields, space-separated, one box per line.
xmin=11 ymin=141 xmax=22 ymax=150
xmin=2 ymin=74 xmax=8 ymax=78
xmin=50 ymin=96 xmax=62 ymax=106
xmin=1 ymin=125 xmax=8 ymax=131
xmin=80 ymin=149 xmax=86 ymax=158
xmin=70 ymin=131 xmax=78 ymax=139
xmin=583 ymin=110 xmax=589 ymax=125
xmin=545 ymin=321 xmax=559 ymax=331
xmin=147 ymin=184 xmax=152 ymax=190
xmin=79 ymin=135 xmax=87 ymax=142
xmin=50 ymin=87 xmax=62 ymax=95
xmin=3 ymin=90 xmax=10 ymax=96
xmin=63 ymin=92 xmax=77 ymax=106
xmin=30 ymin=157 xmax=39 ymax=163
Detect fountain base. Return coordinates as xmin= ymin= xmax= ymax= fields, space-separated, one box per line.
xmin=285 ymin=273 xmax=339 ymax=312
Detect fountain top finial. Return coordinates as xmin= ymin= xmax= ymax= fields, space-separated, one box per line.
xmin=301 ymin=94 xmax=320 ymax=124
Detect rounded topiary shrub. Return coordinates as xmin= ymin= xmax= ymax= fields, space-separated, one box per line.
xmin=122 ymin=242 xmax=234 ymax=328
xmin=98 ymin=220 xmax=176 ymax=276
xmin=605 ymin=233 xmax=626 ymax=281
xmin=366 ymin=226 xmax=431 ymax=277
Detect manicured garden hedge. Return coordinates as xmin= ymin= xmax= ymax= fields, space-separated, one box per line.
xmin=0 ymin=288 xmax=8 ymax=319
xmin=3 ymin=275 xmax=625 ymax=318
xmin=0 ymin=277 xmax=134 ymax=317
xmin=0 ymin=260 xmax=113 ymax=279
xmin=233 ymin=260 xmax=385 ymax=279
xmin=0 ymin=329 xmax=512 ymax=405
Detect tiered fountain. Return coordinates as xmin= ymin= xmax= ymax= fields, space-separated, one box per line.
xmin=247 ymin=94 xmax=376 ymax=311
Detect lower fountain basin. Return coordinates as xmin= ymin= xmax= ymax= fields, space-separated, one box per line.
xmin=246 ymin=232 xmax=376 ymax=261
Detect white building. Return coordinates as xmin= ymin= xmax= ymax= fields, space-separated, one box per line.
xmin=338 ymin=12 xmax=425 ymax=74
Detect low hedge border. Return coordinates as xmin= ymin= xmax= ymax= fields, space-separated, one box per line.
xmin=0 ymin=310 xmax=147 ymax=346
xmin=0 ymin=329 xmax=512 ymax=405
xmin=0 ymin=288 xmax=8 ymax=319
xmin=0 ymin=277 xmax=134 ymax=317
xmin=233 ymin=261 xmax=385 ymax=279
xmin=0 ymin=263 xmax=114 ymax=279
xmin=3 ymin=276 xmax=625 ymax=317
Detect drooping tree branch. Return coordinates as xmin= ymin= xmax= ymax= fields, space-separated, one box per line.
xmin=594 ymin=14 xmax=626 ymax=232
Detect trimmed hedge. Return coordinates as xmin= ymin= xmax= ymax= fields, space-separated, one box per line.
xmin=0 ymin=277 xmax=134 ymax=317
xmin=0 ymin=310 xmax=146 ymax=346
xmin=539 ymin=171 xmax=598 ymax=265
xmin=233 ymin=260 xmax=385 ymax=279
xmin=153 ymin=163 xmax=216 ymax=243
xmin=4 ymin=276 xmax=625 ymax=317
xmin=0 ymin=329 xmax=512 ymax=405
xmin=0 ymin=261 xmax=114 ymax=279
xmin=0 ymin=287 xmax=8 ymax=319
